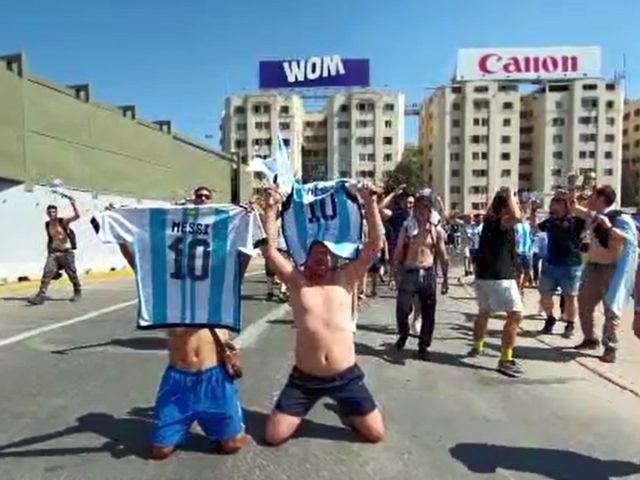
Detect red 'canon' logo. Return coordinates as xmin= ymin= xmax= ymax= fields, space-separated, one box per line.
xmin=478 ymin=53 xmax=579 ymax=75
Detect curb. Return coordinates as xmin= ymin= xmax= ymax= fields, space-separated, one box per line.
xmin=0 ymin=269 xmax=134 ymax=295
xmin=459 ymin=280 xmax=640 ymax=398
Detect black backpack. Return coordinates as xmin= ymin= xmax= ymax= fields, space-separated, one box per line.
xmin=593 ymin=210 xmax=623 ymax=249
xmin=45 ymin=218 xmax=77 ymax=251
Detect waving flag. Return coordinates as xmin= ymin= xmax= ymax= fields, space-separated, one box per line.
xmin=247 ymin=133 xmax=295 ymax=196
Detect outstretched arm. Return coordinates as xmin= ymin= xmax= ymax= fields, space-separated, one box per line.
xmin=260 ymin=188 xmax=299 ymax=287
xmin=344 ymin=183 xmax=384 ymax=283
xmin=64 ymin=197 xmax=80 ymax=224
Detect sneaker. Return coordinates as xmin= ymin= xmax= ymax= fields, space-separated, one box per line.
xmin=395 ymin=335 xmax=408 ymax=351
xmin=540 ymin=316 xmax=556 ymax=335
xmin=467 ymin=346 xmax=483 ymax=357
xmin=562 ymin=322 xmax=575 ymax=339
xmin=574 ymin=338 xmax=600 ymax=350
xmin=600 ymin=347 xmax=617 ymax=363
xmin=415 ymin=348 xmax=430 ymax=361
xmin=27 ymin=295 xmax=45 ymax=306
xmin=497 ymin=359 xmax=524 ymax=378
xmin=69 ymin=292 xmax=82 ymax=302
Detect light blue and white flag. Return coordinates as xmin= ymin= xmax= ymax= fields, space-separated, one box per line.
xmin=247 ymin=133 xmax=295 ymax=197
xmin=605 ymin=213 xmax=638 ymax=316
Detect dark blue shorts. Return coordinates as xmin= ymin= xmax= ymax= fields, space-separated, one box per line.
xmin=152 ymin=365 xmax=244 ymax=447
xmin=517 ymin=254 xmax=532 ymax=273
xmin=275 ymin=364 xmax=376 ymax=418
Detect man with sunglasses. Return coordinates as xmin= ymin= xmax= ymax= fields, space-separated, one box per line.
xmin=108 ymin=185 xmax=250 ymax=459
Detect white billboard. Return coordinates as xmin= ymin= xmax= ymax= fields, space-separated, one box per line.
xmin=456 ymin=46 xmax=602 ymax=81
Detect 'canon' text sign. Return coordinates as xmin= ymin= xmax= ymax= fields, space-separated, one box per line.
xmin=259 ymin=55 xmax=370 ymax=89
xmin=456 ymin=47 xmax=601 ymax=81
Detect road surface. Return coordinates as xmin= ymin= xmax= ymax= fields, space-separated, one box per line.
xmin=1 ymin=269 xmax=639 ymax=480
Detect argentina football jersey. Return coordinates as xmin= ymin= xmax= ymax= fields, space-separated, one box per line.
xmin=95 ymin=204 xmax=264 ymax=331
xmin=281 ymin=180 xmax=363 ymax=266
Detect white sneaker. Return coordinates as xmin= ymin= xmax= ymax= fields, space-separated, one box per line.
xmin=410 ymin=315 xmax=422 ymax=335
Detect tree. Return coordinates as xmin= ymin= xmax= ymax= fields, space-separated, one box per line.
xmin=382 ymin=146 xmax=427 ymax=193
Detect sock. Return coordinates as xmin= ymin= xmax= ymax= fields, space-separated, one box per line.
xmin=501 ymin=347 xmax=514 ymax=362
xmin=474 ymin=339 xmax=484 ymax=353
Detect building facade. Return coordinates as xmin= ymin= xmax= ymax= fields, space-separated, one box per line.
xmin=220 ymin=90 xmax=405 ymax=184
xmin=421 ymin=79 xmax=623 ymax=213
xmin=622 ymin=99 xmax=640 ymax=206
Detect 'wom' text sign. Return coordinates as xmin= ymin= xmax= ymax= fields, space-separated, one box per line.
xmin=259 ymin=55 xmax=370 ymax=89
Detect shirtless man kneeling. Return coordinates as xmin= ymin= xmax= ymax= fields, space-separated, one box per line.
xmin=261 ymin=182 xmax=385 ymax=445
xmin=113 ymin=187 xmax=248 ymax=459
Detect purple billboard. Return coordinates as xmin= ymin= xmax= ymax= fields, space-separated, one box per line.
xmin=259 ymin=55 xmax=370 ymax=89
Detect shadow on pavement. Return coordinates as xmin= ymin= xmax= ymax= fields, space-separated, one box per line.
xmin=51 ymin=337 xmax=167 ymax=355
xmin=355 ymin=323 xmax=396 ymax=336
xmin=267 ymin=319 xmax=294 ymax=326
xmin=483 ymin=342 xmax=576 ymax=363
xmin=243 ymin=408 xmax=364 ymax=445
xmin=1 ymin=296 xmax=69 ymax=303
xmin=450 ymin=442 xmax=640 ymax=480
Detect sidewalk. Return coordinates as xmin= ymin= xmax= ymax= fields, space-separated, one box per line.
xmin=461 ymin=277 xmax=640 ymax=398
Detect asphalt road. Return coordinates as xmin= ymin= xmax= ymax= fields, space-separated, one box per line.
xmin=1 ymin=267 xmax=640 ymax=480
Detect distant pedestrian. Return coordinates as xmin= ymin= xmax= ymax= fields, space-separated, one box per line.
xmin=28 ymin=196 xmax=82 ymax=305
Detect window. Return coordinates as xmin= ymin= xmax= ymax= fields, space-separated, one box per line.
xmin=623 ymin=128 xmax=629 ymax=136
xmin=234 ymin=139 xmax=246 ymax=149
xmin=623 ymin=143 xmax=629 ymax=151
xmin=606 ymin=117 xmax=615 ymax=126
xmin=605 ymin=134 xmax=615 ymax=143
xmin=472 ymin=202 xmax=487 ymax=210
xmin=358 ymin=153 xmax=374 ymax=162
xmin=520 ymin=157 xmax=532 ymax=165
xmin=581 ymin=97 xmax=598 ymax=109
xmin=252 ymin=104 xmax=270 ymax=114
xmin=579 ymin=133 xmax=597 ymax=142
xmin=553 ymin=134 xmax=563 ymax=144
xmin=279 ymin=122 xmax=290 ymax=130
xmin=579 ymin=151 xmax=587 ymax=159
xmin=450 ymin=186 xmax=461 ymax=194
xmin=356 ymin=136 xmax=374 ymax=146
xmin=503 ymin=118 xmax=512 ymax=127
xmin=579 ymin=116 xmax=595 ymax=125
xmin=279 ymin=105 xmax=290 ymax=115
xmin=384 ymin=103 xmax=395 ymax=112
xmin=473 ymin=117 xmax=480 ymax=126
xmin=501 ymin=152 xmax=511 ymax=161
xmin=384 ymin=119 xmax=393 ymax=128
xmin=452 ymin=119 xmax=460 ymax=128
xmin=552 ymin=167 xmax=562 ymax=176
xmin=520 ymin=126 xmax=534 ymax=135
xmin=520 ymin=142 xmax=532 ymax=150
xmin=304 ymin=121 xmax=314 ymax=128
xmin=635 ymin=140 xmax=640 ymax=148
xmin=451 ymin=170 xmax=460 ymax=177
xmin=589 ymin=151 xmax=596 ymax=159
xmin=552 ymin=117 xmax=565 ymax=127
xmin=252 ymin=138 xmax=271 ymax=146
xmin=384 ymin=153 xmax=392 ymax=162
xmin=472 ymin=152 xmax=480 ymax=160
xmin=500 ymin=169 xmax=511 ymax=178
xmin=234 ymin=106 xmax=246 ymax=115
xmin=635 ymin=125 xmax=640 ymax=132
xmin=451 ymin=85 xmax=462 ymax=93
xmin=451 ymin=202 xmax=460 ymax=211
xmin=356 ymin=102 xmax=374 ymax=112
xmin=606 ymin=100 xmax=615 ymax=109
xmin=481 ymin=152 xmax=488 ymax=160
xmin=606 ymin=83 xmax=616 ymax=91
xmin=451 ymin=136 xmax=460 ymax=145
xmin=255 ymin=121 xmax=271 ymax=130
xmin=356 ymin=120 xmax=372 ymax=128
xmin=383 ymin=137 xmax=393 ymax=145
xmin=635 ymin=108 xmax=640 ymax=117
xmin=604 ymin=151 xmax=613 ymax=160
xmin=482 ymin=118 xmax=488 ymax=126
xmin=603 ymin=168 xmax=614 ymax=176
xmin=552 ymin=151 xmax=563 ymax=160
xmin=503 ymin=102 xmax=514 ymax=110
xmin=474 ymin=99 xmax=490 ymax=109
xmin=474 ymin=85 xmax=489 ymax=93
xmin=582 ymin=83 xmax=597 ymax=91
xmin=452 ymin=102 xmax=461 ymax=111
xmin=339 ymin=137 xmax=349 ymax=146
xmin=450 ymin=153 xmax=460 ymax=161
xmin=340 ymin=104 xmax=349 ymax=112
xmin=469 ymin=186 xmax=488 ymax=194
xmin=519 ymin=173 xmax=532 ymax=182
xmin=337 ymin=121 xmax=350 ymax=129
xmin=624 ymin=113 xmax=630 ymax=121
xmin=236 ymin=123 xmax=247 ymax=131
xmin=472 ymin=169 xmax=487 ymax=177
xmin=501 ymin=135 xmax=511 ymax=144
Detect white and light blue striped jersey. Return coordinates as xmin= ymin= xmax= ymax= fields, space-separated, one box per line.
xmin=95 ymin=204 xmax=265 ymax=331
xmin=281 ymin=180 xmax=363 ymax=266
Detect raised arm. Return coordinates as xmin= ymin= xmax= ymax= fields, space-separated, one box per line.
xmin=260 ymin=187 xmax=299 ymax=287
xmin=65 ymin=197 xmax=80 ymax=224
xmin=379 ymin=184 xmax=404 ymax=210
xmin=501 ymin=187 xmax=522 ymax=227
xmin=344 ymin=183 xmax=384 ymax=283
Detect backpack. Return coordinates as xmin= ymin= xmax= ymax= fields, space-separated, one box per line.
xmin=45 ymin=218 xmax=77 ymax=251
xmin=593 ymin=209 xmax=622 ymax=249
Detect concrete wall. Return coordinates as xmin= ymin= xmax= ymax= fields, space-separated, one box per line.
xmin=0 ymin=183 xmax=170 ymax=284
xmin=0 ymin=53 xmax=245 ymax=203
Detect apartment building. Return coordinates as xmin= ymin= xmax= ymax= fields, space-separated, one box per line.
xmin=420 ymin=81 xmax=521 ymax=213
xmin=622 ymin=99 xmax=640 ymax=206
xmin=420 ymin=79 xmax=623 ymax=213
xmin=220 ymin=90 xmax=405 ymax=184
xmin=521 ymin=79 xmax=622 ymax=197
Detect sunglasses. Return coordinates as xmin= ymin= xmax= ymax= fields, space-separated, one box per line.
xmin=195 ymin=192 xmax=211 ymax=200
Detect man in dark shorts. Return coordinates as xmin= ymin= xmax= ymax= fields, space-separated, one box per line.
xmin=260 ymin=182 xmax=385 ymax=445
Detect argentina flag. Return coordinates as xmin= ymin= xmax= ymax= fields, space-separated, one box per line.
xmin=247 ymin=132 xmax=295 ymax=197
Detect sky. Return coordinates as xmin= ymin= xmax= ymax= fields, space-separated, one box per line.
xmin=1 ymin=0 xmax=639 ymax=146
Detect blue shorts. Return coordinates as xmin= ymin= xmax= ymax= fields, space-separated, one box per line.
xmin=539 ymin=263 xmax=583 ymax=296
xmin=275 ymin=364 xmax=376 ymax=418
xmin=152 ymin=365 xmax=244 ymax=447
xmin=517 ymin=254 xmax=532 ymax=273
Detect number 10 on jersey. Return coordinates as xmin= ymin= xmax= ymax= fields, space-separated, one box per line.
xmin=307 ymin=193 xmax=338 ymax=224
xmin=168 ymin=236 xmax=211 ymax=281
